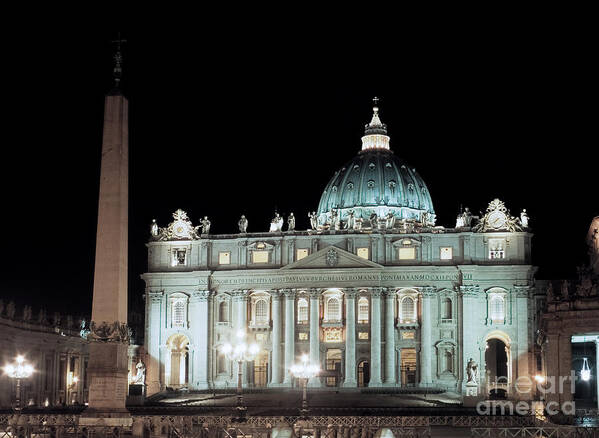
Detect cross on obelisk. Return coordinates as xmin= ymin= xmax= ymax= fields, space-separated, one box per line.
xmin=82 ymin=34 xmax=131 ymax=424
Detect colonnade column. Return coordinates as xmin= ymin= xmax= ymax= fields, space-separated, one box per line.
xmin=420 ymin=287 xmax=435 ymax=386
xmin=269 ymin=290 xmax=282 ymax=386
xmin=282 ymin=289 xmax=296 ymax=386
xmin=384 ymin=289 xmax=396 ymax=385
xmin=369 ymin=287 xmax=383 ymax=386
xmin=343 ymin=288 xmax=357 ymax=387
xmin=189 ymin=290 xmax=210 ymax=389
xmin=308 ymin=288 xmax=321 ymax=387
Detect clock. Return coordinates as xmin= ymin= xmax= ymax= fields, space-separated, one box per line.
xmin=488 ymin=210 xmax=507 ymax=229
xmin=172 ymin=220 xmax=187 ymax=237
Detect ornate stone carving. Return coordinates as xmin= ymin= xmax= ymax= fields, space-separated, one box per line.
xmin=153 ymin=209 xmax=201 ymax=241
xmin=473 ymin=199 xmax=522 ymax=233
xmin=309 ymin=288 xmax=320 ymax=299
xmin=345 ymin=288 xmax=359 ymax=299
xmin=326 ymin=248 xmax=339 ymax=267
xmin=421 ymin=286 xmax=437 ymax=297
xmin=281 ymin=288 xmax=296 ymax=299
xmin=148 ymin=291 xmax=163 ymax=304
xmin=190 ymin=290 xmax=211 ymax=302
xmin=88 ymin=321 xmax=130 ymax=343
xmin=370 ymin=287 xmax=384 ymax=298
xmin=269 ymin=289 xmax=281 ymax=300
xmin=466 ymin=358 xmax=478 ymax=384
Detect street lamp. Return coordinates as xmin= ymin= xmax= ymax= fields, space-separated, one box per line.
xmin=290 ymin=354 xmax=320 ymax=416
xmin=3 ymin=355 xmax=34 ymax=411
xmin=220 ymin=330 xmax=260 ymax=420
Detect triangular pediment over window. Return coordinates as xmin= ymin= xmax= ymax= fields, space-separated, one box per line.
xmin=282 ymin=245 xmax=383 ymax=270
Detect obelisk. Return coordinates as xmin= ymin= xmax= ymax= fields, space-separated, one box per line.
xmin=83 ymin=38 xmax=131 ymax=421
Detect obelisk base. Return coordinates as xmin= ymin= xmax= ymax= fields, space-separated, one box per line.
xmin=82 ymin=342 xmax=131 ymax=422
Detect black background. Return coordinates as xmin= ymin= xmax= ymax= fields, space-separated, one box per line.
xmin=0 ymin=25 xmax=596 ymax=320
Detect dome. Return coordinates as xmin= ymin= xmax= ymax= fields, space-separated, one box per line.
xmin=316 ymin=101 xmax=436 ymax=226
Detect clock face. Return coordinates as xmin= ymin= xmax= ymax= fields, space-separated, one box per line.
xmin=488 ymin=211 xmax=507 ymax=229
xmin=173 ymin=220 xmax=187 ymax=237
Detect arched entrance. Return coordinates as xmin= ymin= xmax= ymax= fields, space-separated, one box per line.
xmin=358 ymin=360 xmax=370 ymax=387
xmin=166 ymin=334 xmax=189 ymax=388
xmin=485 ymin=332 xmax=511 ymax=398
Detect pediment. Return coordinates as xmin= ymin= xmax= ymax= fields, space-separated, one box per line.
xmin=282 ymin=245 xmax=383 ymax=270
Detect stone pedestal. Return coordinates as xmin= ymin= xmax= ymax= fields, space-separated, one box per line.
xmin=463 ymin=381 xmax=481 ymax=407
xmin=127 ymin=384 xmax=146 ymax=406
xmin=86 ymin=342 xmax=130 ymax=414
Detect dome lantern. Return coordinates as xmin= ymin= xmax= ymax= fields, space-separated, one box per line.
xmin=361 ymin=97 xmax=390 ymax=152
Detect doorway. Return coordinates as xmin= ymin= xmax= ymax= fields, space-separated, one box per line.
xmin=166 ymin=334 xmax=189 ymax=388
xmin=253 ymin=350 xmax=268 ymax=388
xmin=358 ymin=361 xmax=370 ymax=387
xmin=401 ymin=349 xmax=417 ymax=387
xmin=486 ymin=338 xmax=509 ymax=398
xmin=325 ymin=349 xmax=342 ymax=387
xmin=571 ymin=336 xmax=598 ymax=409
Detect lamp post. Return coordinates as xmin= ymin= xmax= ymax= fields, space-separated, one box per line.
xmin=220 ymin=330 xmax=260 ymax=421
xmin=290 ymin=354 xmax=320 ymax=416
xmin=3 ymin=355 xmax=34 ymax=411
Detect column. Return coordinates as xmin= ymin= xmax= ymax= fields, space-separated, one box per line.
xmin=420 ymin=287 xmax=434 ymax=386
xmin=558 ymin=333 xmax=573 ymax=408
xmin=233 ymin=290 xmax=249 ymax=386
xmin=146 ymin=291 xmax=163 ymax=395
xmin=343 ymin=289 xmax=357 ymax=387
xmin=369 ymin=288 xmax=383 ymax=386
xmin=269 ymin=290 xmax=282 ymax=386
xmin=308 ymin=288 xmax=321 ymax=387
xmin=544 ymin=333 xmax=560 ymax=407
xmin=189 ymin=290 xmax=210 ymax=389
xmin=384 ymin=289 xmax=396 ymax=385
xmin=283 ymin=289 xmax=296 ymax=385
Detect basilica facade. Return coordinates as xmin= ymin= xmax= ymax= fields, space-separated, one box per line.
xmin=142 ymin=104 xmax=537 ymax=399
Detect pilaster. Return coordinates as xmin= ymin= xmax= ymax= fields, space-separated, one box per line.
xmin=189 ymin=290 xmax=211 ymax=389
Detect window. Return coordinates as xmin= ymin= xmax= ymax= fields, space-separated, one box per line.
xmin=218 ymin=301 xmax=229 ymax=322
xmin=490 ymin=296 xmax=505 ymax=322
xmin=171 ymin=249 xmax=187 ymax=266
xmin=326 ymin=297 xmax=341 ymax=322
xmin=358 ymin=297 xmax=369 ymax=323
xmin=357 ymin=247 xmax=369 ymax=259
xmin=400 ymin=296 xmax=415 ymax=323
xmin=298 ymin=332 xmax=308 ymax=341
xmin=441 ymin=298 xmax=452 ymax=320
xmin=219 ymin=252 xmax=231 ymax=265
xmin=172 ymin=300 xmax=186 ymax=327
xmin=255 ymin=299 xmax=268 ymax=324
xmin=297 ymin=298 xmax=309 ymax=324
xmin=489 ymin=239 xmax=506 ymax=259
xmin=296 ymin=249 xmax=309 ymax=261
xmin=358 ymin=332 xmax=369 ymax=340
xmin=252 ymin=251 xmax=269 ymax=264
xmin=399 ymin=247 xmax=416 ymax=260
xmin=440 ymin=247 xmax=453 ymax=260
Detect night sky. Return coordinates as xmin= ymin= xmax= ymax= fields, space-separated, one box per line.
xmin=1 ymin=28 xmax=596 ymax=319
